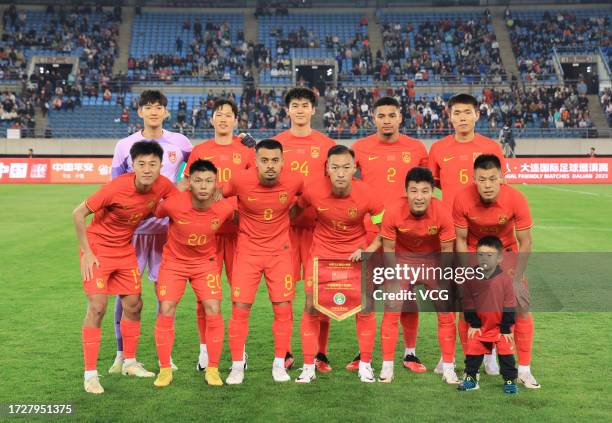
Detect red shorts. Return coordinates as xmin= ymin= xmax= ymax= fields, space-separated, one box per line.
xmin=466 ymin=332 xmax=515 ymax=356
xmin=157 ymin=257 xmax=222 ymax=302
xmin=290 ymin=226 xmax=314 ymax=282
xmin=81 ymin=249 xmax=141 ymax=296
xmin=216 ymin=232 xmax=237 ymax=284
xmin=230 ymin=251 xmax=295 ymax=304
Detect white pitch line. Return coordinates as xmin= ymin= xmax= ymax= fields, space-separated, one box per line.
xmin=529 ymin=185 xmax=612 ymax=198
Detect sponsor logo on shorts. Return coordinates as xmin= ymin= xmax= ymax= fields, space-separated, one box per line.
xmin=333 ymin=293 xmax=346 ymax=305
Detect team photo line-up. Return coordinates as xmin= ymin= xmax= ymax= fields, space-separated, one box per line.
xmin=73 ymin=87 xmax=539 ymax=395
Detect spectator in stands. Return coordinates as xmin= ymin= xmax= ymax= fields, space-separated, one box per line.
xmin=120 ymin=107 xmax=129 ymax=123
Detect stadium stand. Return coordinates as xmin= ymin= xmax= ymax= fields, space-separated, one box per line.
xmin=601 ymin=88 xmax=612 ymax=128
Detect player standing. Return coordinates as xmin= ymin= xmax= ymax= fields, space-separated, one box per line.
xmin=73 ymin=141 xmax=176 ymax=393
xmin=453 ymin=154 xmax=539 ymax=389
xmin=274 ymin=87 xmax=336 ymax=371
xmin=379 ymin=167 xmax=460 ymax=384
xmin=110 ymin=90 xmax=192 ymax=373
xmin=182 ymin=98 xmax=255 ymax=371
xmin=153 ymin=160 xmax=235 ymax=387
xmin=224 ymin=139 xmax=303 ymax=384
xmin=347 ymin=96 xmax=428 ymax=371
xmin=295 ymin=145 xmax=383 ymax=384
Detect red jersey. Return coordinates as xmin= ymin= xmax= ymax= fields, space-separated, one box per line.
xmin=463 ymin=268 xmax=516 ymax=341
xmin=298 ymin=177 xmax=384 ymax=257
xmin=85 ymin=173 xmax=176 ymax=254
xmin=275 ymin=129 xmax=336 ymax=227
xmin=428 ymin=133 xmax=506 ymax=209
xmin=223 ymin=168 xmax=303 ymax=255
xmin=453 ymin=184 xmax=532 ymax=252
xmin=155 ymin=191 xmax=235 ymax=265
xmin=352 ymin=133 xmax=428 ymax=205
xmin=184 ymin=137 xmax=254 ymax=235
xmin=381 ymin=197 xmax=455 ymax=253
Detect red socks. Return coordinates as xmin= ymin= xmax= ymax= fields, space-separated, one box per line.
xmin=514 ymin=315 xmax=534 ymax=366
xmin=355 ymin=313 xmax=376 ymax=362
xmin=380 ymin=312 xmax=400 ymax=361
xmin=228 ymin=306 xmax=250 ymax=362
xmin=120 ymin=320 xmax=140 ymax=360
xmin=300 ymin=312 xmax=320 ymax=365
xmin=154 ymin=315 xmax=174 ymax=368
xmin=272 ymin=304 xmax=293 ymax=358
xmin=318 ymin=314 xmax=331 ymax=355
xmin=196 ymin=302 xmax=207 ymax=344
xmin=436 ymin=312 xmax=456 ymax=363
xmin=400 ymin=312 xmax=419 ymax=349
xmin=82 ymin=326 xmax=101 ymax=371
xmin=205 ymin=314 xmax=225 ymax=368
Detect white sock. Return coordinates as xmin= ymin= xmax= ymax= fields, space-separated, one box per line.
xmin=442 ymin=362 xmax=455 ymax=371
xmin=484 ymin=353 xmax=494 ymax=361
xmin=84 ymin=370 xmax=98 ymax=380
xmin=518 ymin=365 xmax=531 ymax=374
xmin=273 ymin=357 xmax=285 ymax=368
xmin=303 ymin=363 xmax=315 ymax=371
xmin=115 ymin=351 xmax=124 ymax=360
xmin=124 ymin=358 xmax=137 ymax=366
xmin=359 ymin=360 xmax=371 ymax=369
xmin=199 ymin=344 xmax=208 ymax=355
xmin=382 ymin=360 xmax=394 ymax=367
xmin=404 ymin=348 xmax=416 ymax=356
xmin=232 ymin=360 xmax=245 ymax=369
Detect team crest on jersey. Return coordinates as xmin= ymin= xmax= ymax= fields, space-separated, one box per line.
xmin=427 ymin=225 xmax=438 ymax=235
xmin=402 ymin=152 xmax=411 ymax=163
xmin=311 ymin=146 xmax=320 ymax=159
xmin=168 ymin=151 xmax=177 ymax=163
xmin=159 ymin=285 xmax=167 ymax=297
xmin=211 ymin=217 xmax=220 ymax=230
xmin=233 ymin=287 xmax=240 ymax=298
xmin=472 ymin=152 xmax=483 ymax=162
xmin=147 ymin=200 xmax=155 ymax=210
xmin=348 ymin=207 xmax=358 ymax=218
xmin=498 ymin=215 xmax=508 ymax=225
xmin=96 ymin=278 xmax=104 ymax=289
xmin=233 ymin=152 xmax=242 ymax=164
xmin=279 ymin=191 xmax=288 ymax=204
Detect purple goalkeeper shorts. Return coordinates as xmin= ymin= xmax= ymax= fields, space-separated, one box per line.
xmin=132 ymin=233 xmax=167 ymax=282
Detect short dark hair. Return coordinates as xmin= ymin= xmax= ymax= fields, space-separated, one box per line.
xmin=284 ymin=87 xmax=317 ymax=108
xmin=477 ymin=235 xmax=503 ymax=253
xmin=327 ymin=144 xmax=354 ymax=159
xmin=373 ymin=96 xmax=400 ymax=112
xmin=138 ymin=90 xmax=168 ymax=108
xmin=255 ymin=138 xmax=283 ymax=153
xmin=189 ymin=159 xmax=217 ymax=176
xmin=130 ymin=140 xmax=164 ymax=162
xmin=405 ymin=166 xmax=434 ymax=189
xmin=212 ymin=98 xmax=238 ymax=117
xmin=448 ymin=93 xmax=478 ymax=111
xmin=474 ymin=154 xmax=501 ymax=171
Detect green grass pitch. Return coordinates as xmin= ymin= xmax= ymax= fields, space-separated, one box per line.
xmin=1 ymin=183 xmax=611 ymax=422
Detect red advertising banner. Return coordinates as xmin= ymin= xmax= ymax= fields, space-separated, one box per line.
xmin=313 ymin=258 xmax=362 ymax=321
xmin=505 ymin=158 xmax=612 ymax=184
xmin=0 ymin=158 xmax=112 ymax=184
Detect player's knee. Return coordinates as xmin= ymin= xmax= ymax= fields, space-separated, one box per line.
xmin=159 ymin=301 xmax=176 ymax=316
xmin=121 ymin=296 xmax=143 ymax=318
xmin=87 ymin=300 xmax=107 ymax=323
xmin=437 ymin=312 xmax=456 ymax=325
xmin=203 ymin=300 xmax=220 ymax=316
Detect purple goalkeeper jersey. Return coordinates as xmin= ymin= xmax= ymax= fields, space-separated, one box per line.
xmin=112 ymin=129 xmax=193 ymax=235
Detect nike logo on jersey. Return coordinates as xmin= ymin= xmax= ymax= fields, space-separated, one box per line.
xmin=317 ymin=207 xmax=329 ymax=212
xmin=368 ymin=156 xmax=379 ymax=161
xmin=247 ymin=197 xmax=258 ymax=201
xmin=211 ymin=290 xmax=221 ymax=295
xmin=177 ymin=219 xmax=190 ymax=225
xmin=443 ymin=156 xmax=455 ymax=162
xmin=204 ymin=156 xmax=215 ymax=160
xmin=398 ymin=228 xmax=411 ymax=232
